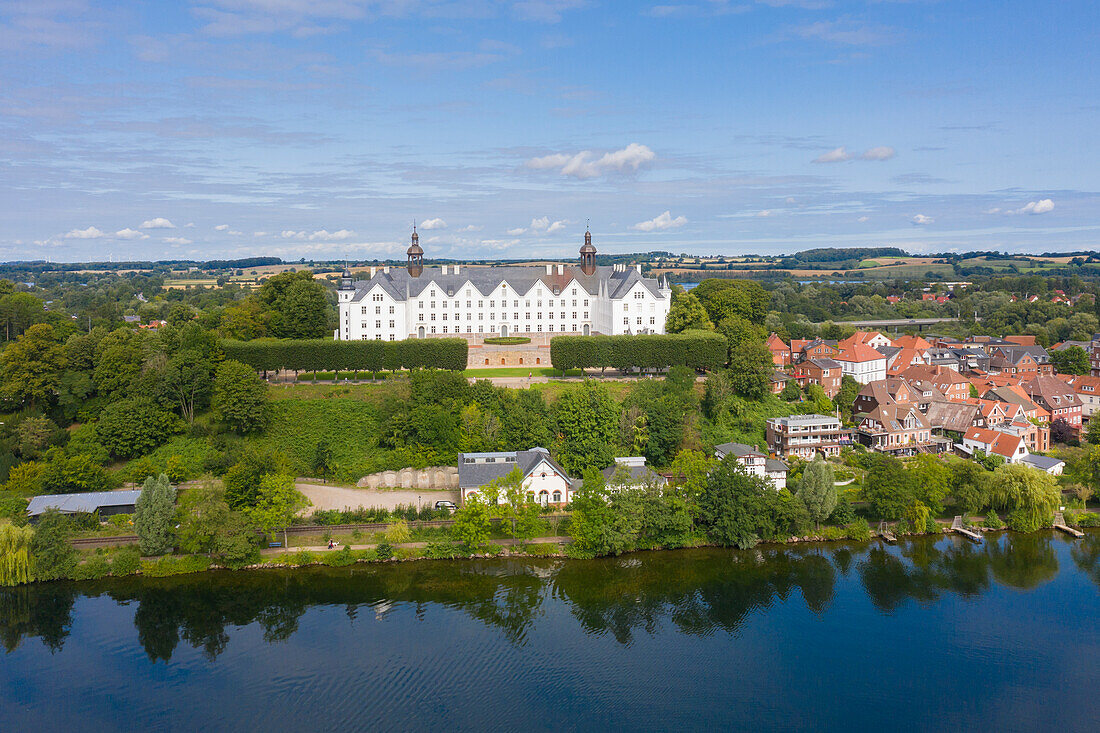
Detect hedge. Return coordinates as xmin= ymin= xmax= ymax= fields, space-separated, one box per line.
xmin=549 ymin=330 xmax=727 ymax=371
xmin=220 ymin=338 xmax=468 ymax=373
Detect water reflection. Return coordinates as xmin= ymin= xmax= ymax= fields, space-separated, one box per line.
xmin=0 ymin=532 xmax=1089 ymax=658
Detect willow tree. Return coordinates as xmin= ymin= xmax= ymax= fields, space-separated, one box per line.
xmin=988 ymin=463 xmax=1061 ymax=533
xmin=797 ymin=456 xmax=836 ymax=528
xmin=0 ymin=523 xmax=34 ymax=586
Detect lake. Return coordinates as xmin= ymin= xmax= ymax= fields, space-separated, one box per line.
xmin=3 ymin=532 xmax=1100 ymax=731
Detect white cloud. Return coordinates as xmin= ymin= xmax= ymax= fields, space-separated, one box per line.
xmin=984 ymin=208 xmax=1002 ymax=215
xmin=184 ymin=222 xmax=195 ymax=228
xmin=857 ymin=216 xmax=870 ymax=223
xmin=911 ymin=214 xmax=934 ymax=225
xmin=458 ymin=224 xmax=482 ymax=232
xmin=632 ymin=211 xmax=687 ymax=232
xmin=308 ymin=229 xmax=355 ymax=241
xmin=506 ymin=227 xmax=528 ymax=235
xmin=114 ymin=228 xmax=148 ymax=240
xmin=141 ymin=217 xmax=175 ymax=229
xmin=253 ymin=231 xmax=268 ymax=237
xmin=214 ymin=224 xmax=230 ymax=231
xmin=229 ymin=230 xmax=243 ymax=236
xmin=281 ymin=230 xmax=304 ymax=238
xmin=861 ymin=146 xmax=896 ymax=161
xmin=812 ymin=146 xmax=852 ymax=163
xmin=164 ymin=237 xmax=192 ymax=245
xmin=419 ymin=218 xmax=447 ymax=230
xmin=531 ymin=216 xmax=550 ymax=230
xmin=64 ymin=226 xmax=105 ymax=239
xmin=526 ymin=143 xmax=656 ymax=179
xmin=1016 ymin=199 xmax=1054 ymax=215
xmin=546 ymin=220 xmax=567 ymax=233
xmin=756 ymin=210 xmax=772 ymax=217
xmin=785 ymin=197 xmax=796 ymax=204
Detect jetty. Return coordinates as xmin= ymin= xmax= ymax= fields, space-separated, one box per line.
xmin=1053 ymin=512 xmax=1085 ymax=539
xmin=951 ymin=516 xmax=983 ymax=543
xmin=878 ymin=521 xmax=897 ymax=544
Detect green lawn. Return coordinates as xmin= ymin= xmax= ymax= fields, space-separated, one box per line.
xmin=462 ymin=367 xmax=572 ymax=378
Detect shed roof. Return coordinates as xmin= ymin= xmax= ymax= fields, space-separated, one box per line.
xmin=26 ymin=490 xmax=143 ymax=516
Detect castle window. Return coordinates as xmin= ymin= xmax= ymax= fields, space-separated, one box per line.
xmin=572 ymin=312 xmax=577 ymax=319
xmin=389 ymin=335 xmax=395 ymax=341
xmin=583 ymin=299 xmax=589 ymax=306
xmin=431 ymin=314 xmax=435 ymax=321
xmin=525 ymin=313 xmax=530 ymax=320
xmin=430 ymin=301 xmax=435 ymax=308
xmin=572 ymin=299 xmax=577 ymax=306
xmin=361 ymin=306 xmax=367 ymax=314
xmin=572 ymin=288 xmax=577 ymax=295
xmin=583 ymin=312 xmax=588 ymax=319
xmin=375 ymin=320 xmax=381 ymax=328
xmin=389 ymin=306 xmax=394 ymax=314
xmin=443 ymin=326 xmax=448 ymax=333
xmin=490 ymin=300 xmax=495 ymax=307
xmin=375 ymin=306 xmax=381 ymax=314
xmin=389 ymin=320 xmax=394 ymax=328
xmin=442 ymin=313 xmax=447 ymax=320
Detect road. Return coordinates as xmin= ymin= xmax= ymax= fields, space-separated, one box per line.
xmin=295 ymin=482 xmax=460 ymax=513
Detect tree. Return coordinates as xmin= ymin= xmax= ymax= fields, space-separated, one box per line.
xmin=212 ymin=512 xmax=260 ymax=568
xmin=161 ymin=349 xmax=213 ymax=424
xmin=312 ymin=440 xmax=335 ymax=483
xmin=1050 ymin=418 xmax=1076 ymax=445
xmin=30 ymin=510 xmax=78 ymax=581
xmin=664 ymin=289 xmax=713 ymax=333
xmin=1051 ymin=346 xmax=1090 ymax=375
xmin=552 ymin=381 xmax=620 ymax=474
xmin=16 ymin=416 xmax=57 ymax=459
xmin=0 ymin=523 xmax=34 ymax=586
xmin=861 ymin=453 xmax=915 ymax=520
xmin=245 ymin=473 xmax=309 ymax=549
xmin=96 ymin=398 xmax=180 ymax=458
xmin=0 ymin=323 xmax=66 ymax=408
xmin=40 ymin=453 xmax=110 ymax=494
xmin=134 ymin=473 xmax=177 ymax=556
xmin=224 ymin=447 xmax=289 ymax=509
xmin=908 ymin=454 xmax=952 ymax=515
xmin=727 ymin=340 xmax=773 ymax=399
xmin=451 ymin=495 xmax=492 ymax=551
xmin=213 ymin=360 xmax=270 ymax=434
xmin=948 ymin=456 xmax=990 ymax=515
xmin=835 ymin=376 xmax=860 ymax=417
xmin=696 ymin=456 xmax=773 ymax=549
xmin=176 ymin=481 xmax=231 ymax=554
xmin=668 ymin=449 xmax=715 ymax=510
xmin=780 ymin=379 xmax=801 ymax=401
xmin=568 ymin=469 xmax=642 ymax=557
xmin=1086 ymin=418 xmax=1100 ymax=445
xmin=988 ymin=463 xmax=1061 ymax=533
xmin=797 ymin=456 xmax=836 ymax=528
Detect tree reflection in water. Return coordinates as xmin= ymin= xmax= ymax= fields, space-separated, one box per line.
xmin=0 ymin=532 xmax=1091 ymax=657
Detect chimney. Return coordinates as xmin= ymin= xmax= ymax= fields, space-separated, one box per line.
xmin=383 ymin=266 xmax=390 ymax=274
xmin=557 ymin=264 xmax=564 ymax=275
xmin=442 ymin=264 xmax=449 ymax=275
xmin=454 ymin=264 xmax=459 ymax=275
xmin=370 ymin=266 xmax=376 ymax=277
xmin=636 ymin=264 xmax=642 ymax=274
xmin=546 ymin=264 xmax=552 ymax=274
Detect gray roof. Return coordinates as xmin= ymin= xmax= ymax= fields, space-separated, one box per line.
xmin=1020 ymin=454 xmax=1064 ymax=471
xmin=27 ymin=490 xmax=143 ymax=517
xmin=457 ymin=448 xmax=578 ymax=489
xmin=765 ymin=458 xmax=789 ymax=473
xmin=601 ymin=462 xmax=667 ymax=486
xmin=351 ymin=264 xmax=666 ymax=303
xmin=808 ymin=357 xmax=842 ymax=369
xmin=715 ymin=442 xmax=764 ymax=459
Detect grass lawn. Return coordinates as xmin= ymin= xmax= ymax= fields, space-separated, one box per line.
xmin=462 ymin=367 xmax=572 ymax=378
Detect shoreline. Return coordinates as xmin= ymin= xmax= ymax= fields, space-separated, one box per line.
xmin=15 ymin=523 xmax=1089 ymax=588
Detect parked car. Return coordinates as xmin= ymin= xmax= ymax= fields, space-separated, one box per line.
xmin=434 ymin=500 xmax=457 ymax=512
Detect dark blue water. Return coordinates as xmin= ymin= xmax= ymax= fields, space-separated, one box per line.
xmin=3 ymin=532 xmax=1099 ymax=731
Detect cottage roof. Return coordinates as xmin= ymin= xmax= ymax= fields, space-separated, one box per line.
xmin=26 ymin=490 xmax=143 ymax=517
xmin=457 ymin=448 xmax=577 ymax=489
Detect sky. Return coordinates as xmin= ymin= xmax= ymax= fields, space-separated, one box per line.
xmin=1 ymin=0 xmax=1098 ymax=263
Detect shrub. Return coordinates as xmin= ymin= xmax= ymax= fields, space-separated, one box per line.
xmin=982 ymin=511 xmax=1005 ymax=530
xmin=845 ymin=519 xmax=871 ymax=542
xmin=109 ymin=514 xmax=133 ymax=530
xmin=394 ymin=547 xmax=422 ymax=560
xmin=291 ymin=550 xmax=315 ymax=566
xmin=375 ymin=541 xmax=394 ymax=560
xmin=819 ymin=526 xmax=847 ymax=541
xmin=140 ymin=555 xmax=212 ymax=577
xmin=522 ymin=543 xmax=561 ymax=556
xmin=322 ymin=545 xmax=355 ymax=567
xmin=96 ymin=398 xmax=181 ymax=458
xmin=385 ymin=519 xmax=412 ymax=544
xmin=71 ymin=551 xmax=111 ymax=581
xmin=482 ymin=543 xmax=505 ymax=556
xmin=221 ymin=338 xmax=469 ymax=373
xmin=550 ymin=331 xmax=727 ymax=372
xmin=424 ymin=541 xmax=465 ymax=559
xmin=1075 ymin=512 xmax=1100 ymax=527
xmin=110 ymin=546 xmax=141 ymax=576
xmin=924 ymin=515 xmax=942 ymax=534
xmin=482 ymin=336 xmax=531 ymax=345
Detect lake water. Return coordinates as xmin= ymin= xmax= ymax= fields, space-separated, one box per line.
xmin=3 ymin=532 xmax=1100 ymax=731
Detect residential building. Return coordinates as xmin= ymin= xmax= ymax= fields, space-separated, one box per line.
xmin=853 ymin=403 xmax=938 ymax=455
xmin=458 ymin=447 xmax=577 ymax=506
xmin=1023 ymin=375 xmax=1083 ymax=431
xmin=988 ymin=345 xmax=1052 ymax=376
xmin=766 ymin=333 xmax=791 ymax=367
xmin=791 ymin=357 xmax=842 ymax=398
xmin=766 ymin=414 xmax=852 ymax=459
xmin=714 ymin=442 xmax=789 ymax=489
xmin=337 ymin=229 xmax=671 ymax=341
xmin=960 ymin=426 xmax=1029 ymax=464
xmin=1059 ymin=374 xmax=1100 ymax=423
xmin=840 ymin=331 xmax=893 ymax=351
xmin=897 ymin=364 xmax=972 ymax=401
xmin=834 ymin=343 xmax=887 ymax=384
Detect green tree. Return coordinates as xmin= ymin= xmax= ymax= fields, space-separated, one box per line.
xmin=727 ymin=340 xmax=773 ymax=399
xmin=212 ymin=512 xmax=260 ymax=568
xmin=0 ymin=323 xmax=66 ymax=408
xmin=0 ymin=523 xmax=34 ymax=586
xmin=16 ymin=416 xmax=57 ymax=459
xmin=30 ymin=510 xmax=78 ymax=581
xmin=988 ymin=463 xmax=1061 ymax=533
xmin=40 ymin=453 xmax=110 ymax=494
xmin=1086 ymin=419 xmax=1100 ymax=446
xmin=213 ymin=360 xmax=270 ymax=433
xmin=780 ymin=379 xmax=801 ymax=401
xmin=835 ymin=376 xmax=860 ymax=418
xmin=552 ymin=381 xmax=620 ymax=474
xmin=948 ymin=456 xmax=990 ymax=515
xmin=861 ymin=453 xmax=915 ymax=520
xmin=668 ymin=449 xmax=715 ymax=511
xmin=245 ymin=473 xmax=309 ymax=549
xmin=664 ymin=289 xmax=714 ymax=333
xmin=134 ymin=473 xmax=177 ymax=556
xmin=161 ymin=349 xmax=213 ymax=423
xmin=797 ymin=456 xmax=836 ymax=528
xmin=451 ymin=495 xmax=492 ymax=551
xmin=908 ymin=454 xmax=952 ymax=515
xmin=96 ymin=398 xmax=180 ymax=458
xmin=224 ymin=447 xmax=289 ymax=509
xmin=568 ymin=470 xmax=641 ymax=557
xmin=696 ymin=456 xmax=773 ymax=549
xmin=312 ymin=440 xmax=335 ymax=483
xmin=176 ymin=481 xmax=231 ymax=554
xmin=92 ymin=328 xmax=146 ymax=398
xmin=1050 ymin=346 xmax=1090 ymax=375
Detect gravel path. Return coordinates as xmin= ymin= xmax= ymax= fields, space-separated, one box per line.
xmin=296 ymin=482 xmax=460 ymax=513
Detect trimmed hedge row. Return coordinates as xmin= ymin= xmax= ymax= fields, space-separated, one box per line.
xmin=549 ymin=330 xmax=727 ymax=371
xmin=220 ymin=338 xmax=468 ymax=372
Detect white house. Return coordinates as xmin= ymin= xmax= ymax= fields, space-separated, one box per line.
xmin=834 ymin=343 xmax=888 ymax=385
xmin=457 ymin=447 xmax=578 ymax=507
xmin=714 ymin=442 xmax=789 ymax=489
xmin=336 ymin=228 xmax=672 ymax=341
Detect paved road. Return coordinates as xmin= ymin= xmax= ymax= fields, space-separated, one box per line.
xmin=296 ymin=482 xmax=460 ymax=513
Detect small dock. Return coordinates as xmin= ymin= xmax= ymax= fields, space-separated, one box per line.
xmin=878 ymin=521 xmax=897 ymax=544
xmin=951 ymin=516 xmax=983 ymax=543
xmin=1054 ymin=512 xmax=1085 ymax=539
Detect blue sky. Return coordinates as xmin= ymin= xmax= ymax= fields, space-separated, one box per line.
xmin=1 ymin=0 xmax=1098 ymax=262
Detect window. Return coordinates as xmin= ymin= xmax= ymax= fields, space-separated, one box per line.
xmin=514 ymin=313 xmax=519 ymax=320
xmin=360 ymin=306 xmax=367 ymax=314
xmin=431 ymin=326 xmax=436 ymax=334
xmin=389 ymin=320 xmax=394 ymax=328
xmin=624 ymin=303 xmax=629 ymax=312
xmin=430 ymin=313 xmax=436 ymax=321
xmin=442 ymin=326 xmax=448 ymax=333
xmin=525 ymin=324 xmax=531 ymax=332
xmin=389 ymin=306 xmax=395 ymax=314
xmin=467 ymin=300 xmax=472 ymax=308
xmin=375 ymin=306 xmax=381 ymax=314
xmin=490 ymin=300 xmax=495 ymax=307
xmin=635 ymin=291 xmax=644 ymax=299
xmin=583 ymin=312 xmax=588 ymax=319
xmin=650 ymin=316 xmax=655 ymax=324
xmin=572 ymin=299 xmax=577 ymax=306
xmin=430 ymin=301 xmax=435 ymax=309
xmin=373 ymin=293 xmax=383 ymax=302
xmin=514 ymin=300 xmax=519 ymax=307
xmin=525 ymin=300 xmax=531 ymax=307
xmin=418 ymin=313 xmax=423 ymax=322
xmin=583 ymin=299 xmax=589 ymax=306
xmin=375 ymin=320 xmax=381 ymax=328
xmin=624 ymin=318 xmax=629 ymax=325
xmin=389 ymin=334 xmax=395 ymax=341
xmin=571 ymin=288 xmax=577 ymax=295
xmin=375 ymin=334 xmax=382 ymax=340
xmin=361 ymin=321 xmax=368 ymax=329
xmin=442 ymin=313 xmax=447 ymax=321
xmin=478 ymin=300 xmax=484 ymax=307
xmin=525 ymin=313 xmax=531 ymax=320
xmin=572 ymin=312 xmax=577 ymax=320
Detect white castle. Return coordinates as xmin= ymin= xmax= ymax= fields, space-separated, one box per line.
xmin=335 ymin=228 xmax=672 ymax=341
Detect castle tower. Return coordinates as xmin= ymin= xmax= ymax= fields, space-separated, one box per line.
xmin=407 ymin=225 xmax=423 ymax=277
xmin=579 ymin=226 xmax=596 ymax=276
